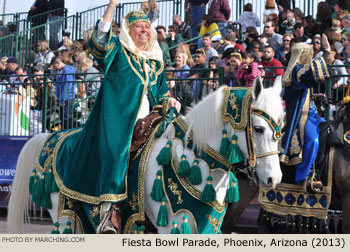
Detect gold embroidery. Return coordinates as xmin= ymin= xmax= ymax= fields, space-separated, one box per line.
xmin=207 ymin=214 xmax=225 ymax=233
xmin=289 ymin=129 xmax=301 ymax=155
xmin=229 ymin=93 xmax=240 ymax=120
xmin=296 ymin=64 xmax=310 ymax=83
xmin=89 ymin=206 xmax=99 ymax=219
xmin=222 ymin=87 xmax=251 ymax=131
xmin=315 ymin=59 xmax=325 ymax=81
xmin=128 ymin=193 xmax=138 ymax=211
xmin=344 ymin=130 xmax=350 ymax=144
xmin=167 ymin=178 xmax=184 ymax=204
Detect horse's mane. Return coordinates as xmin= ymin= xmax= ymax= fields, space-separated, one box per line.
xmin=183 ymin=87 xmax=225 ymax=148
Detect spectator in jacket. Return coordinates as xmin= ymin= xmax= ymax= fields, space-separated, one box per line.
xmin=4 ymin=57 xmax=19 ymax=82
xmin=189 ymin=0 xmax=208 ymax=38
xmin=166 ymin=25 xmax=184 ymax=62
xmin=208 ymin=0 xmax=231 ymax=36
xmin=28 ymin=0 xmax=47 ymax=42
xmin=327 ymin=51 xmax=348 ymax=101
xmin=198 ymin=14 xmax=222 ymax=48
xmin=34 ymin=40 xmax=55 ymax=70
xmin=173 ymin=14 xmax=192 ymax=40
xmin=233 ymin=3 xmax=260 ymax=33
xmin=223 ymin=33 xmax=245 ymax=54
xmin=264 ymin=20 xmax=283 ymax=51
xmin=263 ymin=0 xmax=279 ymax=24
xmin=189 ymin=49 xmax=207 ymax=103
xmin=236 ymin=51 xmax=260 ymax=87
xmin=156 ymin=26 xmax=171 ymax=65
xmin=80 ymin=58 xmax=101 ymax=106
xmin=51 ymin=56 xmax=76 ymax=129
xmin=46 ymin=0 xmax=65 ymax=50
xmin=293 ymin=23 xmax=311 ymax=43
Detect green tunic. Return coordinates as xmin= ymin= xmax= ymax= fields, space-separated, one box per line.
xmin=54 ymin=22 xmax=170 ymax=205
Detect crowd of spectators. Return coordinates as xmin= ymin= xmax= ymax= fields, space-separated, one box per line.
xmin=1 ymin=0 xmax=350 ymax=132
xmin=164 ymin=0 xmax=350 ymax=113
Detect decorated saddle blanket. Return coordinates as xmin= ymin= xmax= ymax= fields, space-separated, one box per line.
xmin=33 ymin=87 xmax=254 ymax=234
xmin=259 ymin=147 xmax=335 ymax=223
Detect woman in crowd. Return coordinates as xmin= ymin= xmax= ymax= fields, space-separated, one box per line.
xmin=147 ymin=0 xmax=160 ymax=28
xmin=174 ymin=51 xmax=190 ymax=79
xmin=314 ymin=2 xmax=332 ymax=36
xmin=176 ymin=42 xmax=194 ymax=67
xmin=341 ymin=32 xmax=350 ymax=74
xmin=197 ymin=14 xmax=221 ymax=48
xmin=74 ymin=51 xmax=88 ymax=74
xmin=34 ymin=40 xmax=55 ymax=70
xmin=275 ymin=33 xmax=293 ymax=65
xmin=244 ymin=26 xmax=259 ymax=51
xmin=312 ymin=34 xmax=324 ymax=59
xmin=263 ymin=0 xmax=279 ymax=24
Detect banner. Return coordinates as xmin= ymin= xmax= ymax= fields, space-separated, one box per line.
xmin=0 ymin=137 xmax=28 ymax=207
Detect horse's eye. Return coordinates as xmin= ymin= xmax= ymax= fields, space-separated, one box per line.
xmin=254 ymin=126 xmax=264 ymax=134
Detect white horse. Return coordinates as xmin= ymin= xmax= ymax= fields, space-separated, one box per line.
xmin=7 ymin=77 xmax=284 ymax=234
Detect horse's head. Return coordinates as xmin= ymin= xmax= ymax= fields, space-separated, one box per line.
xmin=251 ymin=76 xmax=283 ymax=189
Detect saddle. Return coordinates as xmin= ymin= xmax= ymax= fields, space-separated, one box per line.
xmin=129 ymin=111 xmax=164 ymax=162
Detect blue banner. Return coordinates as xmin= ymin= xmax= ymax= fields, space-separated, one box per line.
xmin=0 ymin=136 xmax=29 ymax=208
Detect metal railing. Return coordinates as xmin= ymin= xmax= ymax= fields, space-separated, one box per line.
xmin=0 ymin=72 xmax=102 ymax=136
xmin=1 ymin=63 xmax=347 ymax=136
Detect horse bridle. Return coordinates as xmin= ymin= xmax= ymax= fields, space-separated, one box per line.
xmin=236 ymin=106 xmax=282 ymax=185
xmin=250 ymin=106 xmax=282 ymax=160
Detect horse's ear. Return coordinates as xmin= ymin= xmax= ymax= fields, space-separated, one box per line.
xmin=273 ymin=75 xmax=282 ymax=96
xmin=252 ymin=76 xmax=263 ymax=101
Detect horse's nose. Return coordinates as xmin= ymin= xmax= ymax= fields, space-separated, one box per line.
xmin=267 ymin=177 xmax=273 ymax=186
xmin=266 ymin=177 xmax=279 ymax=189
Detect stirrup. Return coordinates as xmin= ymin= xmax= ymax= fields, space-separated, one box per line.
xmin=101 ymin=220 xmax=118 ymax=234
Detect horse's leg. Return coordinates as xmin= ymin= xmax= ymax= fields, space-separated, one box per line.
xmin=333 ymin=148 xmax=350 ymax=234
xmin=7 ymin=133 xmax=50 ymax=233
xmin=221 ymin=178 xmax=258 ymax=234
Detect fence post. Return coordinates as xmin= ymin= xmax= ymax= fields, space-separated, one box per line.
xmin=42 ymin=74 xmax=49 ymax=133
xmin=64 ymin=8 xmax=68 ymax=30
xmin=325 ymin=76 xmax=332 ymax=120
xmin=75 ymin=12 xmax=81 ymax=41
xmin=219 ymin=67 xmax=224 ymax=86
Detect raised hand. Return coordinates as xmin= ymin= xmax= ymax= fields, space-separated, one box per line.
xmin=109 ymin=0 xmax=120 ymax=8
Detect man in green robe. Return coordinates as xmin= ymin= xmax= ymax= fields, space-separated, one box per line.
xmin=54 ymin=0 xmax=181 ymax=233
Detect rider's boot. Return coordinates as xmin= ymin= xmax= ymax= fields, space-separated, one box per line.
xmin=96 ymin=202 xmax=122 ymax=234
